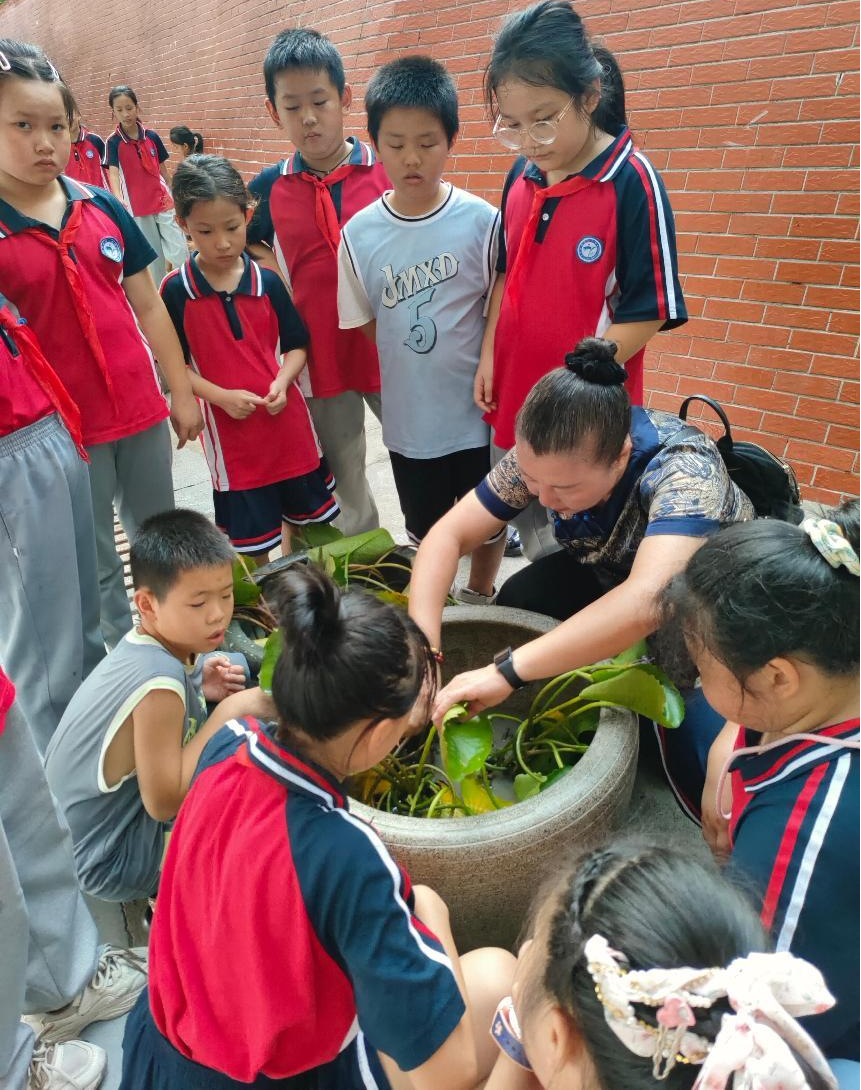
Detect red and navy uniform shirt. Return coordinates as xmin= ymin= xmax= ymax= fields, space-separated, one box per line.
xmin=148 ymin=718 xmax=465 ymax=1083
xmin=65 ymin=127 xmax=108 ymax=189
xmin=0 ymin=295 xmax=86 ymax=455
xmin=105 ymin=122 xmax=172 ymax=216
xmin=728 ymin=719 xmax=860 ymax=1058
xmin=247 ymin=137 xmax=387 ymax=400
xmin=161 ymin=253 xmax=322 ymax=492
xmin=0 ymin=177 xmax=167 ymax=447
xmin=489 ymin=126 xmax=687 ymax=449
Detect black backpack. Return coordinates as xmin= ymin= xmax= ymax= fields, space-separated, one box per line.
xmin=679 ymin=395 xmax=801 ymax=520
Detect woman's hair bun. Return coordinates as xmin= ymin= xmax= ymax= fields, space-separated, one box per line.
xmin=565 ymin=337 xmax=628 ymax=386
xmin=272 ymin=564 xmax=342 ymax=659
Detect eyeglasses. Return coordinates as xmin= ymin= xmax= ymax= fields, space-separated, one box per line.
xmin=492 ymin=98 xmax=576 ymax=150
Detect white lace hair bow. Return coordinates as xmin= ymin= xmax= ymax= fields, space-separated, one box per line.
xmin=584 ymin=935 xmax=837 ymax=1088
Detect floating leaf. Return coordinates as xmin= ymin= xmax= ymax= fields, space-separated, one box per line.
xmin=513 ymin=773 xmax=543 ymax=801
xmin=539 ymin=767 xmax=572 ymax=792
xmin=611 ymin=639 xmax=650 ymax=666
xmin=258 ymin=629 xmax=283 ymax=693
xmin=232 ymin=557 xmax=261 ymax=607
xmin=578 ymin=666 xmax=680 ymax=727
xmin=442 ymin=716 xmax=493 ymax=782
xmin=312 ymin=528 xmax=396 ymax=567
xmin=296 ymin=523 xmax=344 ymax=548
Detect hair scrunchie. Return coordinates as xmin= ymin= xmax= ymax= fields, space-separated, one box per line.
xmin=800 ymin=517 xmax=860 ymax=577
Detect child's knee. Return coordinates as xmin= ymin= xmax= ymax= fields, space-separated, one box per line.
xmin=462 ymin=947 xmax=517 ymax=1004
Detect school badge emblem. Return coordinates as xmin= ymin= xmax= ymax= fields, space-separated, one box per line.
xmin=576 ymin=236 xmax=603 ymax=263
xmin=86 ymin=148 xmax=95 ymax=158
xmin=100 ymin=237 xmax=123 ymax=262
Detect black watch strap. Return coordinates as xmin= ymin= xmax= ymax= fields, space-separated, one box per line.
xmin=494 ymin=647 xmax=526 ymax=690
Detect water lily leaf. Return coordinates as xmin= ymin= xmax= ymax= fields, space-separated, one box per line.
xmin=461 ymin=775 xmax=511 ymax=814
xmin=441 ymin=702 xmax=469 ymax=729
xmin=258 ymin=629 xmax=282 ymax=694
xmin=442 ymin=716 xmax=493 ymax=782
xmin=296 ymin=523 xmax=344 ymax=548
xmin=430 ymin=785 xmax=466 ymax=819
xmin=232 ymin=557 xmax=261 ymax=607
xmin=513 ymin=773 xmax=543 ymax=801
xmin=611 ymin=639 xmax=650 ymax=666
xmin=578 ymin=665 xmax=683 ymax=728
xmin=539 ymin=767 xmax=572 ymax=792
xmin=313 ymin=528 xmax=396 ymax=567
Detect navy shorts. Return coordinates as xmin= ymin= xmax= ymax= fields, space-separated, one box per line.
xmin=121 ymin=990 xmax=391 ymax=1090
xmin=214 ymin=460 xmax=339 ymax=555
xmin=390 ymin=445 xmax=501 ymax=545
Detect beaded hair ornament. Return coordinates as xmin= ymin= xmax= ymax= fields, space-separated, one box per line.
xmin=585 ymin=935 xmax=837 ymax=1089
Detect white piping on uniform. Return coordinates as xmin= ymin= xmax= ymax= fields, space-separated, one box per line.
xmin=632 ymin=151 xmax=677 ymax=320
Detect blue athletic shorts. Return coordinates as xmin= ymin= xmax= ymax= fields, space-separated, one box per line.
xmin=120 ymin=990 xmax=391 ymax=1089
xmin=214 ymin=459 xmax=339 ymax=555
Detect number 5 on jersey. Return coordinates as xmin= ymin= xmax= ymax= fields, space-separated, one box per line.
xmin=404 ymin=286 xmax=437 ymax=354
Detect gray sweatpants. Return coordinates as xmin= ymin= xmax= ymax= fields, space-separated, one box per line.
xmin=309 ymin=392 xmax=382 ymax=537
xmin=87 ymin=421 xmax=174 ymax=649
xmin=134 ymin=211 xmax=189 ymax=287
xmin=0 ymin=691 xmax=99 ymax=1090
xmin=0 ymin=415 xmax=104 ymax=753
xmin=492 ymin=443 xmax=561 ymax=562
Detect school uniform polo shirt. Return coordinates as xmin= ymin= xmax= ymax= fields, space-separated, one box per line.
xmin=0 ymin=298 xmax=85 ymax=451
xmin=247 ymin=136 xmax=388 ymax=399
xmin=105 ymin=123 xmax=172 ymax=216
xmin=161 ymin=254 xmax=320 ymax=492
xmin=65 ymin=127 xmax=108 ymax=189
xmin=489 ymin=126 xmax=687 ymax=449
xmin=727 ymin=719 xmax=859 ymax=1058
xmin=149 ymin=718 xmax=465 ymax=1083
xmin=0 ymin=177 xmax=166 ymax=447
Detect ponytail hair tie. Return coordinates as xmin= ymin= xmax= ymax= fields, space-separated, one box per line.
xmin=800 ymin=517 xmax=860 ymax=576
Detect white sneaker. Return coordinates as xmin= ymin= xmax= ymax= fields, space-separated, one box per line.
xmin=24 ymin=946 xmax=148 ymax=1044
xmin=28 ymin=1039 xmax=106 ymax=1089
xmin=455 ymin=585 xmax=497 ymax=605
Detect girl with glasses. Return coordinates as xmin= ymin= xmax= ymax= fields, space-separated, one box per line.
xmin=476 ymin=1 xmax=687 ymax=562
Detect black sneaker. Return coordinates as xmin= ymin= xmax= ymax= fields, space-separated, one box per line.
xmin=504 ymin=528 xmax=523 ymax=558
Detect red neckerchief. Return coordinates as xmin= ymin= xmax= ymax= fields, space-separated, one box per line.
xmin=22 ymin=199 xmax=117 ymax=411
xmin=305 ymin=161 xmax=357 ymax=257
xmin=0 ymin=305 xmax=88 ymax=458
xmin=505 ymin=173 xmax=593 ymax=310
xmin=115 ymin=121 xmax=162 ymax=181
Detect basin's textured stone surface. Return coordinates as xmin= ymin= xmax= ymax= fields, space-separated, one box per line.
xmin=350 ymin=606 xmax=639 ymax=952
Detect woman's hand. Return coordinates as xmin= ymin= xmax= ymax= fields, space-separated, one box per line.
xmin=433 ymin=663 xmax=512 ymax=723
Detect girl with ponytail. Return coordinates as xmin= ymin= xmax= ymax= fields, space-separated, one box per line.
xmin=410 ymin=337 xmax=754 ymax=816
xmin=476 ymin=0 xmax=687 ymax=560
xmin=124 ymin=565 xmax=515 ymax=1090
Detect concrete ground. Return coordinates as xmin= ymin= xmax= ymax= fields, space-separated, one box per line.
xmin=78 ymin=407 xmax=703 ymax=1088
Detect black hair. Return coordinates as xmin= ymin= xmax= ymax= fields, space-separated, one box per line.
xmin=515 ymin=337 xmax=631 ymax=463
xmin=108 ymin=84 xmax=138 ymax=108
xmin=365 ymin=55 xmax=459 ymax=146
xmin=169 ymin=125 xmax=204 ymax=153
xmin=662 ymin=499 xmax=860 ymax=681
xmin=524 ymin=838 xmax=774 ymax=1090
xmin=269 ymin=565 xmax=436 ymax=745
xmin=484 ymin=1 xmax=626 ymax=134
xmin=263 ymin=27 xmax=346 ymax=105
xmin=129 ymin=509 xmax=234 ymax=600
xmin=0 ymin=40 xmax=77 ymax=124
xmin=171 ymin=154 xmax=251 ymax=219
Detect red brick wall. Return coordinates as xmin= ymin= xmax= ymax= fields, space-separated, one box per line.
xmin=1 ymin=0 xmax=857 ymax=501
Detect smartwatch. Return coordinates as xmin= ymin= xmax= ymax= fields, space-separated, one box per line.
xmin=494 ymin=647 xmax=526 ymax=690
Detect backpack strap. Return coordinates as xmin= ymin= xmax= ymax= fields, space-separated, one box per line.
xmin=679 ymin=395 xmax=733 ymax=454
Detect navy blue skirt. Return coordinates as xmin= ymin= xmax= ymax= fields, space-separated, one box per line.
xmin=120 ymin=990 xmax=390 ymax=1089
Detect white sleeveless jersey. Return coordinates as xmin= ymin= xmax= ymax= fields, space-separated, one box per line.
xmin=338 ymin=184 xmax=499 ymax=459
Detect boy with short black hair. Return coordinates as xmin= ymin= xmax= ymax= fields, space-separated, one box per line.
xmin=247 ymin=27 xmax=388 ymax=536
xmin=337 ymin=55 xmax=505 ymax=601
xmin=45 ymin=509 xmax=264 ymax=903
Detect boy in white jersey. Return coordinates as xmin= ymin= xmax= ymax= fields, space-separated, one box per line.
xmin=337 ymin=56 xmax=505 ymax=602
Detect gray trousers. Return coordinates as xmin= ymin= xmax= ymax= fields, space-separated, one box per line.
xmin=0 ymin=692 xmax=99 ymax=1090
xmin=309 ymin=392 xmax=382 ymax=537
xmin=87 ymin=421 xmax=174 ymax=649
xmin=0 ymin=415 xmax=104 ymax=753
xmin=491 ymin=443 xmax=561 ymax=562
xmin=134 ymin=211 xmax=189 ymax=287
